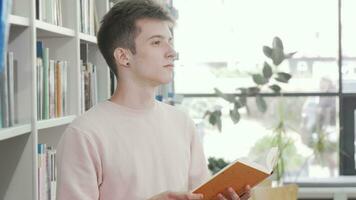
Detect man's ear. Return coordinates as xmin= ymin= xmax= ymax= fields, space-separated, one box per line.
xmin=113 ymin=48 xmax=131 ymax=67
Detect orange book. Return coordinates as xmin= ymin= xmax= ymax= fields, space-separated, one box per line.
xmin=193 ymin=148 xmax=279 ymax=200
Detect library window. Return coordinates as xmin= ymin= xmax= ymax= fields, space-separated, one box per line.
xmin=174 ymin=0 xmax=356 ymax=179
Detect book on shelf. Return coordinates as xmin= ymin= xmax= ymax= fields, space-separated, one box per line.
xmin=80 ymin=0 xmax=98 ymax=35
xmin=0 ymin=0 xmax=12 ymax=73
xmin=192 ymin=148 xmax=279 ymax=200
xmin=0 ymin=51 xmax=16 ymax=128
xmin=7 ymin=52 xmax=15 ymax=126
xmin=36 ymin=0 xmax=63 ymax=26
xmin=80 ymin=43 xmax=98 ymax=113
xmin=37 ymin=41 xmax=68 ymax=120
xmin=1 ymin=52 xmax=9 ymax=128
xmin=81 ymin=63 xmax=98 ymax=112
xmin=38 ymin=144 xmax=57 ymax=200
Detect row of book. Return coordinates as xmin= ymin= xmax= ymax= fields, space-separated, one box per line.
xmin=0 ymin=52 xmax=17 ymax=128
xmin=81 ymin=62 xmax=98 ymax=114
xmin=37 ymin=41 xmax=68 ymax=120
xmin=38 ymin=144 xmax=57 ymax=200
xmin=80 ymin=43 xmax=98 ymax=113
xmin=36 ymin=0 xmax=63 ymax=26
xmin=80 ymin=0 xmax=99 ymax=36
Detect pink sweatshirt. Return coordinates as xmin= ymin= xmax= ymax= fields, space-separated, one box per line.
xmin=56 ymin=100 xmax=210 ymax=200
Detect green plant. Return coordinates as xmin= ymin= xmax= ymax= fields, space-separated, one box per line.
xmin=207 ymin=157 xmax=230 ymax=175
xmin=204 ymin=36 xmax=296 ymax=183
xmin=204 ymin=37 xmax=295 ymax=131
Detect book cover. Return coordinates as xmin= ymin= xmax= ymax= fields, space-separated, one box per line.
xmin=193 ymin=148 xmax=279 ymax=200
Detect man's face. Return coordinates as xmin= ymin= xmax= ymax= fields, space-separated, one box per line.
xmin=128 ymin=18 xmax=176 ymax=86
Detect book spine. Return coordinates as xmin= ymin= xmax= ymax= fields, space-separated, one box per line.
xmin=2 ymin=53 xmax=9 ymax=127
xmin=55 ymin=61 xmax=62 ymax=117
xmin=80 ymin=62 xmax=85 ymax=114
xmin=39 ymin=58 xmax=43 ymax=120
xmin=43 ymin=48 xmax=49 ymax=119
xmin=62 ymin=61 xmax=67 ymax=116
xmin=49 ymin=60 xmax=55 ymax=118
xmin=7 ymin=52 xmax=15 ymax=126
xmin=93 ymin=64 xmax=98 ymax=105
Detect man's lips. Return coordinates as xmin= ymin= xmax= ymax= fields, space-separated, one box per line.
xmin=163 ymin=64 xmax=174 ymax=68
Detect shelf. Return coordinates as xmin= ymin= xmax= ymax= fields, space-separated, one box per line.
xmin=79 ymin=33 xmax=97 ymax=44
xmin=9 ymin=14 xmax=30 ymax=27
xmin=0 ymin=124 xmax=31 ymax=141
xmin=37 ymin=115 xmax=77 ymax=130
xmin=35 ymin=20 xmax=75 ymax=38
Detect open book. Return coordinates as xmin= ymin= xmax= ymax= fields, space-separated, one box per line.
xmin=192 ymin=147 xmax=279 ymax=199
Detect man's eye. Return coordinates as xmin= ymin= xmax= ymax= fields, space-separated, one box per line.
xmin=152 ymin=40 xmax=161 ymax=45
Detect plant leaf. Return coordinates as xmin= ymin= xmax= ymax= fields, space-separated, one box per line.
xmin=252 ymin=74 xmax=268 ymax=85
xmin=263 ymin=46 xmax=272 ymax=58
xmin=214 ymin=88 xmax=235 ymax=103
xmin=230 ymin=109 xmax=240 ymax=124
xmin=269 ymin=84 xmax=281 ymax=93
xmin=208 ymin=113 xmax=217 ymax=125
xmin=275 ymin=72 xmax=292 ymax=83
xmin=273 ymin=37 xmax=284 ymax=50
xmin=263 ymin=62 xmax=273 ymax=79
xmin=209 ymin=110 xmax=222 ymax=132
xmin=272 ymin=37 xmax=285 ymax=65
xmin=256 ymin=95 xmax=267 ymax=113
xmin=247 ymin=87 xmax=260 ymax=95
xmin=285 ymin=51 xmax=297 ymax=59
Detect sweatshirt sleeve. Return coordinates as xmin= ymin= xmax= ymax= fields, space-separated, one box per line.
xmin=56 ymin=126 xmax=102 ymax=200
xmin=186 ymin=116 xmax=211 ymax=190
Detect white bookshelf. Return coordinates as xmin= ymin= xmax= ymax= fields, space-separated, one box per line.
xmin=9 ymin=14 xmax=30 ymax=27
xmin=79 ymin=32 xmax=97 ymax=44
xmin=0 ymin=0 xmax=110 ymax=199
xmin=0 ymin=124 xmax=31 ymax=141
xmin=35 ymin=20 xmax=76 ymax=37
xmin=37 ymin=115 xmax=77 ymax=130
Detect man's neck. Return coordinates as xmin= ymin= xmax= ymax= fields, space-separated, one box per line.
xmin=110 ymin=80 xmax=157 ymax=110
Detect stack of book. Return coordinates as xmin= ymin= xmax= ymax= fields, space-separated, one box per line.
xmin=38 ymin=144 xmax=57 ymax=200
xmin=36 ymin=0 xmax=63 ymax=26
xmin=80 ymin=0 xmax=99 ymax=35
xmin=0 ymin=52 xmax=16 ymax=128
xmin=36 ymin=41 xmax=68 ymax=120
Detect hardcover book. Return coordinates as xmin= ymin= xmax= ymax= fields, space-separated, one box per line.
xmin=193 ymin=148 xmax=279 ymax=200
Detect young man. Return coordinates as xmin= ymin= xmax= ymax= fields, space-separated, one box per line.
xmin=56 ymin=0 xmax=251 ymax=199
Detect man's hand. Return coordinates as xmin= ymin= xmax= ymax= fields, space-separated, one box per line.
xmin=149 ymin=191 xmax=204 ymax=200
xmin=216 ymin=185 xmax=251 ymax=200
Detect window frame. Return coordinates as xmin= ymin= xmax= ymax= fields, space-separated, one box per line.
xmin=174 ymin=0 xmax=356 ymax=176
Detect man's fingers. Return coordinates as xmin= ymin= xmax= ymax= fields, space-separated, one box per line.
xmin=217 ymin=193 xmax=228 ymax=200
xmin=227 ymin=187 xmax=240 ymax=200
xmin=241 ymin=185 xmax=252 ymax=200
xmin=168 ymin=192 xmax=204 ymax=200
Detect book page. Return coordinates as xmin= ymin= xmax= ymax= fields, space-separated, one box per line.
xmin=238 ymin=147 xmax=279 ymax=174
